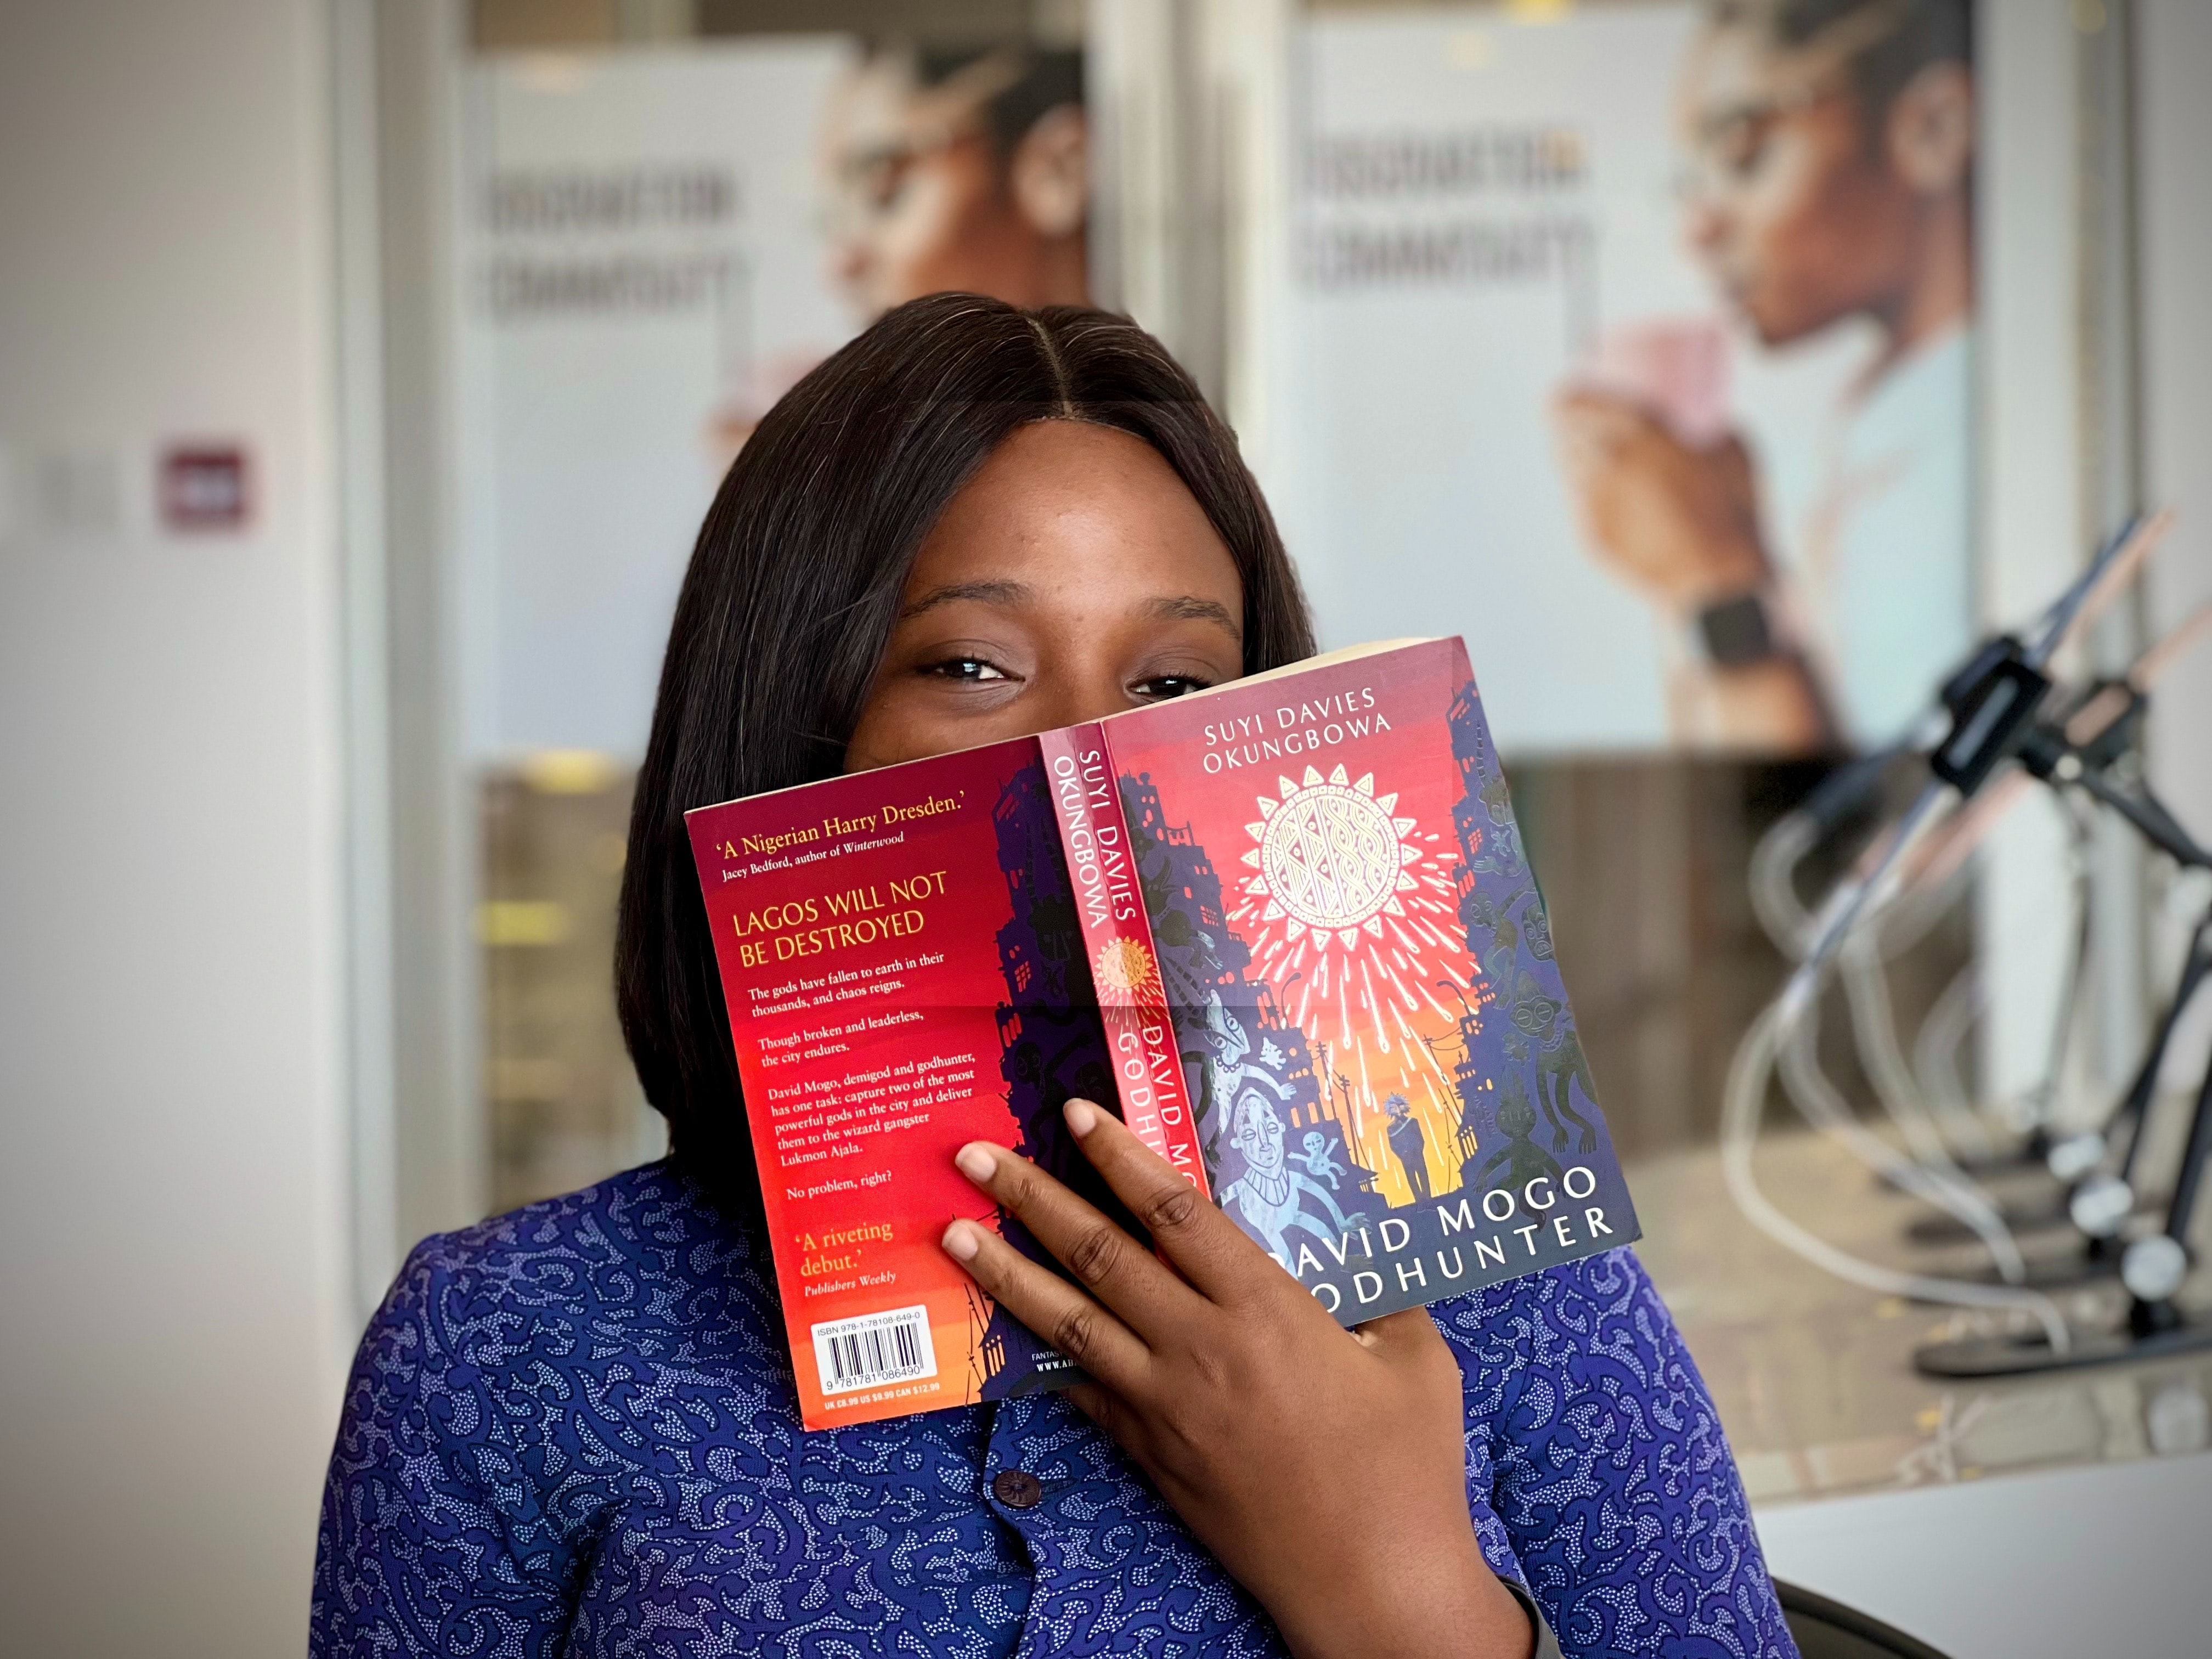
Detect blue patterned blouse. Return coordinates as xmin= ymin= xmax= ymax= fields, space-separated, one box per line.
xmin=312 ymin=1159 xmax=1796 ymax=1657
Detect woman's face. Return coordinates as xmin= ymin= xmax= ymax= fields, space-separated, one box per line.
xmin=843 ymin=420 xmax=1246 ymax=772
xmin=1675 ymin=25 xmax=1913 ymax=346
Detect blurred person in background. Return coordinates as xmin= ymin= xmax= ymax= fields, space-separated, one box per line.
xmin=825 ymin=43 xmax=1090 ymax=318
xmin=710 ymin=45 xmax=1088 ymax=456
xmin=1556 ymin=0 xmax=1974 ymax=754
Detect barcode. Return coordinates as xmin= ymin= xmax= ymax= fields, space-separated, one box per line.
xmin=811 ymin=1305 xmax=938 ymax=1395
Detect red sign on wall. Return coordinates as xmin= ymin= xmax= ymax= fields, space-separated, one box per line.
xmin=159 ymin=445 xmax=251 ymax=532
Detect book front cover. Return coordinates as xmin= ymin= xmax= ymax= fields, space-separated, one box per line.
xmin=687 ymin=738 xmax=1105 ymax=1429
xmin=1102 ymin=638 xmax=1640 ymax=1319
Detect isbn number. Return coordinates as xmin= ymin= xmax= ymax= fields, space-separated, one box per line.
xmin=811 ymin=1305 xmax=937 ymax=1395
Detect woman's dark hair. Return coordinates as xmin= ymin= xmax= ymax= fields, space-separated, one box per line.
xmin=616 ymin=293 xmax=1316 ymax=1219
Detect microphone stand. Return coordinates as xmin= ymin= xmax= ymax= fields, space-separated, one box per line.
xmin=1915 ymin=675 xmax=2212 ymax=1376
xmin=1718 ymin=516 xmax=2186 ymax=1369
xmin=1942 ymin=902 xmax=2208 ymax=1294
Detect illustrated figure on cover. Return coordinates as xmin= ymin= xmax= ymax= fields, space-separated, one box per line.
xmin=1195 ymin=991 xmax=1286 ymax=1138
xmin=1383 ymin=1093 xmax=1432 ymax=1203
xmin=1294 ymin=1131 xmax=1346 ymax=1190
xmin=1506 ymin=980 xmax=1600 ymax=1155
xmin=1468 ymin=1077 xmax=1565 ymax=1195
xmin=1218 ymin=1090 xmax=1356 ymax=1260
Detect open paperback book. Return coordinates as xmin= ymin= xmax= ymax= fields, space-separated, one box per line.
xmin=686 ymin=636 xmax=1639 ymax=1430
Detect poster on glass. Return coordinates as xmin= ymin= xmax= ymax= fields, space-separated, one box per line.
xmin=1268 ymin=0 xmax=1975 ymax=756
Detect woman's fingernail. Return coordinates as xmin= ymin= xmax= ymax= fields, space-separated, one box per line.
xmin=941 ymin=1221 xmax=980 ymax=1262
xmin=1064 ymin=1099 xmax=1099 ymax=1136
xmin=955 ymin=1143 xmax=997 ymax=1183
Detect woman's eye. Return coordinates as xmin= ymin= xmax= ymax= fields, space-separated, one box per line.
xmin=923 ymin=657 xmax=1009 ymax=683
xmin=1132 ymin=674 xmax=1214 ymax=701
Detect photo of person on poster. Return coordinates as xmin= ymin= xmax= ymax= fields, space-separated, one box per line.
xmin=825 ymin=43 xmax=1090 ymax=318
xmin=1555 ymin=0 xmax=1974 ymax=754
xmin=711 ymin=43 xmax=1090 ymax=456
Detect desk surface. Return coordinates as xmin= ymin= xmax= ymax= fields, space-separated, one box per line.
xmin=1627 ymin=1122 xmax=2212 ymax=1505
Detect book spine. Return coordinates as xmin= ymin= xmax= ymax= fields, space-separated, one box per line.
xmin=1038 ymin=725 xmax=1212 ymax=1199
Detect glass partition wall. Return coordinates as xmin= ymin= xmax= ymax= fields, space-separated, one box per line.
xmin=480 ymin=752 xmax=650 ymax=1209
xmin=347 ymin=0 xmax=2203 ymax=1511
xmin=455 ymin=0 xmax=1091 ymax=1211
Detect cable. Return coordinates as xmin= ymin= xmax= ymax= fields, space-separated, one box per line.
xmin=1750 ymin=777 xmax=2027 ymax=1239
xmin=1839 ymin=932 xmax=2025 ymax=1270
xmin=1776 ymin=978 xmax=2029 ymax=1283
xmin=2028 ymin=799 xmax=2100 ymax=1156
xmin=1749 ymin=806 xmax=1821 ymax=959
xmin=1913 ymin=959 xmax=1994 ymax=1158
xmin=1749 ymin=757 xmax=2033 ymax=1253
xmin=1720 ymin=1001 xmax=2071 ymax=1352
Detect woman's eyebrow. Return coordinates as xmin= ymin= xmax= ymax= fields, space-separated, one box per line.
xmin=898 ymin=579 xmax=1032 ymax=619
xmin=1143 ymin=593 xmax=1243 ymax=641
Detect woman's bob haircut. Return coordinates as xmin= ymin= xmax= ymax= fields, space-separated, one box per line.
xmin=617 ymin=292 xmax=1318 ymax=1211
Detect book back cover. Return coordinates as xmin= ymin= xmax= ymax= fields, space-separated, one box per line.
xmin=687 ymin=738 xmax=1110 ymax=1429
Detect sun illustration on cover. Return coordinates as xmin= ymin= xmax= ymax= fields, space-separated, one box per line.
xmin=1229 ymin=763 xmax=1473 ymax=1165
xmin=1243 ymin=765 xmax=1420 ymax=951
xmin=1092 ymin=935 xmax=1164 ymax=1008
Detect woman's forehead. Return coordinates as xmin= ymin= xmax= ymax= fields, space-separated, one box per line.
xmin=899 ymin=421 xmax=1241 ymax=604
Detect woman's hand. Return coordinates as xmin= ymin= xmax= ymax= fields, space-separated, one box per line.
xmin=941 ymin=1099 xmax=1533 ymax=1659
xmin=1553 ymin=388 xmax=1768 ymax=612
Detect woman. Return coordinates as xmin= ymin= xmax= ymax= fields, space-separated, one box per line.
xmin=315 ymin=296 xmax=1794 ymax=1658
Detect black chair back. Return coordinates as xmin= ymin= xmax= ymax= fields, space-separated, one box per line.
xmin=1775 ymin=1581 xmax=1952 ymax=1659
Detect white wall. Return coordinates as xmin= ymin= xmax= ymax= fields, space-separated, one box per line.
xmin=1973 ymin=0 xmax=2091 ymax=1109
xmin=2138 ymin=0 xmax=2212 ymax=1094
xmin=2139 ymin=0 xmax=2212 ymax=839
xmin=0 ymin=1 xmax=351 ymax=1652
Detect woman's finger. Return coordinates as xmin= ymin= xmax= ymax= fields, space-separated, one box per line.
xmin=952 ymin=1136 xmax=1209 ymax=1337
xmin=1060 ymin=1099 xmax=1296 ymax=1307
xmin=939 ymin=1214 xmax=1153 ymax=1394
